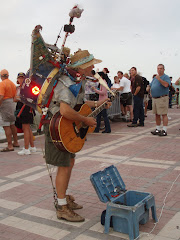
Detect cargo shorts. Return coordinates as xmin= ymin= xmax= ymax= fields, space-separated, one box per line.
xmin=152 ymin=95 xmax=169 ymax=115
xmin=44 ymin=123 xmax=75 ymax=167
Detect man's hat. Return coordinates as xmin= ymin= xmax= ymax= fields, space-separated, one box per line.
xmin=17 ymin=72 xmax=25 ymax=78
xmin=0 ymin=69 xmax=9 ymax=76
xmin=69 ymin=49 xmax=102 ymax=69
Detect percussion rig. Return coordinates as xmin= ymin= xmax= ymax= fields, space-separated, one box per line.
xmin=19 ymin=5 xmax=84 ymax=132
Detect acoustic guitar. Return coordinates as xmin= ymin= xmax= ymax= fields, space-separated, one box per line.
xmin=49 ymin=97 xmax=115 ymax=154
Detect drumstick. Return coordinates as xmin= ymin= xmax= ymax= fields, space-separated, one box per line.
xmin=17 ymin=104 xmax=26 ymax=118
xmin=94 ymin=73 xmax=115 ymax=96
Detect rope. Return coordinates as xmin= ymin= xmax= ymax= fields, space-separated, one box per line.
xmin=32 ymin=111 xmax=58 ymax=209
xmin=134 ymin=172 xmax=180 ymax=240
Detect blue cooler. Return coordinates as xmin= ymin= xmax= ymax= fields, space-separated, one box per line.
xmin=90 ymin=165 xmax=157 ymax=240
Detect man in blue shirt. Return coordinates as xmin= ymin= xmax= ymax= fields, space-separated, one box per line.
xmin=147 ymin=64 xmax=171 ymax=136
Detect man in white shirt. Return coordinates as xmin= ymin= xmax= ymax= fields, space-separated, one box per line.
xmin=117 ymin=71 xmax=133 ymax=121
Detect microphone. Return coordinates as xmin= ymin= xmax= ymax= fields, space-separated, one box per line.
xmin=91 ymin=70 xmax=96 ymax=75
xmin=85 ymin=76 xmax=96 ymax=81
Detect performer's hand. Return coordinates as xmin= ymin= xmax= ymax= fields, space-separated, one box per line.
xmin=105 ymin=101 xmax=112 ymax=109
xmin=91 ymin=86 xmax=96 ymax=91
xmin=98 ymin=98 xmax=112 ymax=109
xmin=84 ymin=117 xmax=97 ymax=127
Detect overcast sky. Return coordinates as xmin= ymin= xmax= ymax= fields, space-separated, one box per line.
xmin=1 ymin=0 xmax=180 ymax=84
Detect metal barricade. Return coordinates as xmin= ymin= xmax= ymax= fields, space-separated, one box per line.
xmin=84 ymin=92 xmax=122 ymax=119
xmin=107 ymin=92 xmax=121 ymax=118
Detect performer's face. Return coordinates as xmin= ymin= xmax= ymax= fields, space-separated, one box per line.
xmin=79 ymin=65 xmax=94 ymax=77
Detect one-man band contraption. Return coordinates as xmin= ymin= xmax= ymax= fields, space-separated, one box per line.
xmin=19 ymin=5 xmax=112 ymax=222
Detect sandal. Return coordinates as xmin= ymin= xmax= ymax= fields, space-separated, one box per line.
xmin=0 ymin=147 xmax=14 ymax=152
xmin=13 ymin=144 xmax=20 ymax=148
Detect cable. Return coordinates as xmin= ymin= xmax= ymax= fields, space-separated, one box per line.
xmin=134 ymin=172 xmax=180 ymax=240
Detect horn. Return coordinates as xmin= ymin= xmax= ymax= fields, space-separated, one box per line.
xmin=93 ymin=72 xmax=115 ymax=96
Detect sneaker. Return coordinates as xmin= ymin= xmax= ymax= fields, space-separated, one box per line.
xmin=29 ymin=147 xmax=37 ymax=153
xmin=56 ymin=204 xmax=85 ymax=222
xmin=18 ymin=148 xmax=31 ymax=155
xmin=151 ymin=129 xmax=161 ymax=135
xmin=158 ymin=130 xmax=167 ymax=136
xmin=127 ymin=123 xmax=138 ymax=127
xmin=66 ymin=195 xmax=83 ymax=210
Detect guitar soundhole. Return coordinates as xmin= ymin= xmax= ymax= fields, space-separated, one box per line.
xmin=79 ymin=127 xmax=89 ymax=139
xmin=73 ymin=122 xmax=89 ymax=139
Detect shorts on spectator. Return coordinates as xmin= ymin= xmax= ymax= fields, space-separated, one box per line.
xmin=121 ymin=92 xmax=132 ymax=107
xmin=152 ymin=96 xmax=169 ymax=115
xmin=0 ymin=119 xmax=15 ymax=127
xmin=144 ymin=94 xmax=149 ymax=103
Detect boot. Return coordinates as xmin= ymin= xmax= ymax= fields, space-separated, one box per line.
xmin=56 ymin=204 xmax=85 ymax=222
xmin=66 ymin=195 xmax=83 ymax=210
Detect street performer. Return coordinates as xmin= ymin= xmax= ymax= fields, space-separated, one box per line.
xmin=44 ymin=49 xmax=111 ymax=222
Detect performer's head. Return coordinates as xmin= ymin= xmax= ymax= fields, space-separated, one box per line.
xmin=0 ymin=69 xmax=9 ymax=80
xmin=69 ymin=49 xmax=102 ymax=77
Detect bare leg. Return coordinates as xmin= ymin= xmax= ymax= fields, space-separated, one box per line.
xmin=155 ymin=114 xmax=161 ymax=126
xmin=67 ymin=158 xmax=75 ymax=186
xmin=121 ymin=104 xmax=125 ymax=115
xmin=3 ymin=126 xmax=13 ymax=149
xmin=56 ymin=166 xmax=71 ymax=199
xmin=10 ymin=124 xmax=19 ymax=146
xmin=124 ymin=106 xmax=127 ymax=116
xmin=22 ymin=124 xmax=30 ymax=149
xmin=162 ymin=114 xmax=168 ymax=126
xmin=29 ymin=127 xmax=34 ymax=148
xmin=144 ymin=102 xmax=148 ymax=115
xmin=56 ymin=158 xmax=75 ymax=199
xmin=128 ymin=105 xmax=133 ymax=121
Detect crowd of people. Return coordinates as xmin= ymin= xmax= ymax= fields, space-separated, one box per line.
xmin=85 ymin=64 xmax=179 ymax=137
xmin=0 ymin=64 xmax=178 ymax=156
xmin=0 ymin=70 xmax=36 ymax=154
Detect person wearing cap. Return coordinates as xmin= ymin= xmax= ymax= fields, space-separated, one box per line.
xmin=0 ymin=69 xmax=19 ymax=152
xmin=14 ymin=72 xmax=36 ymax=155
xmin=44 ymin=49 xmax=111 ymax=222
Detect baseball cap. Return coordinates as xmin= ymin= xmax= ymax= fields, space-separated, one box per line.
xmin=17 ymin=72 xmax=25 ymax=78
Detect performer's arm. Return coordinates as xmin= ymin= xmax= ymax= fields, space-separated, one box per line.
xmin=85 ymin=99 xmax=111 ymax=109
xmin=60 ymin=102 xmax=96 ymax=127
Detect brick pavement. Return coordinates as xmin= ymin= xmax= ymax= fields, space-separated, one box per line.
xmin=0 ymin=108 xmax=180 ymax=240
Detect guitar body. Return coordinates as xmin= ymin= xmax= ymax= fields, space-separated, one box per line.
xmin=49 ymin=104 xmax=95 ymax=153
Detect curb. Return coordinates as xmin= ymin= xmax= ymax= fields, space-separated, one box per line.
xmin=0 ymin=131 xmax=44 ymax=144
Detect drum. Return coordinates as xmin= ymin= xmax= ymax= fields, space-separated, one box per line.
xmin=20 ymin=63 xmax=59 ymax=113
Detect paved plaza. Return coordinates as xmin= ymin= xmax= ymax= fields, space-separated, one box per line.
xmin=0 ymin=108 xmax=180 ymax=240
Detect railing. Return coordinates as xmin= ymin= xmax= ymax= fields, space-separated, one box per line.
xmin=85 ymin=92 xmax=122 ymax=118
xmin=107 ymin=92 xmax=121 ymax=118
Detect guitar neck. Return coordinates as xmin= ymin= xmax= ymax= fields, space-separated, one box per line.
xmin=88 ymin=101 xmax=108 ymax=118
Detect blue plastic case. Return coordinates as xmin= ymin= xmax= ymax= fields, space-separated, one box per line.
xmin=90 ymin=165 xmax=158 ymax=240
